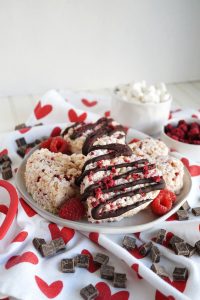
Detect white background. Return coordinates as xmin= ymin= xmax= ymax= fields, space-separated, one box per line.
xmin=0 ymin=0 xmax=200 ymax=96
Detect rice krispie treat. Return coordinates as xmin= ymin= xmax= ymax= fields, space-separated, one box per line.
xmin=77 ymin=129 xmax=165 ymax=223
xmin=25 ymin=148 xmax=85 ymax=213
xmin=62 ymin=117 xmax=126 ymax=154
xmin=129 ymin=137 xmax=169 ymax=161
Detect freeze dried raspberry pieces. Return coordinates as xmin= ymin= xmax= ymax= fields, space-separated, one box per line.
xmin=151 ymin=190 xmax=176 ymax=216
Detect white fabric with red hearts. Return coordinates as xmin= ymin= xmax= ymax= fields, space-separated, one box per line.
xmin=0 ymin=89 xmax=200 ymax=300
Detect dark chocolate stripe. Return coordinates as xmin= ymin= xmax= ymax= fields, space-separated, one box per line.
xmin=70 ymin=123 xmax=94 ymax=140
xmin=62 ymin=122 xmax=81 ymax=136
xmin=82 ymin=127 xmax=108 ymax=155
xmin=81 ymin=176 xmax=159 ymax=202
xmin=75 ymin=159 xmax=148 ymax=185
xmin=88 ymin=144 xmax=132 ymax=156
xmin=91 ymin=180 xmax=165 ymax=220
xmin=91 ymin=198 xmax=152 ymax=220
xmin=113 ymin=164 xmax=155 ymax=180
xmin=82 ymin=144 xmax=133 ymax=172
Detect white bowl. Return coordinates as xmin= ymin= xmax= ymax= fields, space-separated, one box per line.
xmin=160 ymin=118 xmax=200 ymax=162
xmin=111 ymin=93 xmax=172 ymax=136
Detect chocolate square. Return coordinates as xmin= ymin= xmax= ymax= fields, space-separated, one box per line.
xmin=40 ymin=243 xmax=56 ymax=257
xmin=139 ymin=241 xmax=152 ymax=256
xmin=50 ymin=238 xmax=65 ymax=253
xmin=61 ymin=259 xmax=75 ymax=273
xmin=80 ymin=284 xmax=99 ymax=300
xmin=14 ymin=123 xmax=27 ymax=130
xmin=122 ymin=236 xmax=136 ymax=250
xmin=192 ymin=207 xmax=200 ymax=216
xmin=195 ymin=240 xmax=200 ymax=255
xmin=0 ymin=154 xmax=12 ymax=164
xmin=2 ymin=161 xmax=11 ymax=170
xmin=113 ymin=272 xmax=127 ymax=288
xmin=75 ymin=254 xmax=90 ymax=268
xmin=32 ymin=238 xmax=46 ymax=251
xmin=173 ymin=242 xmax=189 ymax=256
xmin=151 ymin=263 xmax=168 ymax=277
xmin=173 ymin=267 xmax=188 ymax=281
xmin=100 ymin=265 xmax=114 ymax=280
xmin=16 ymin=137 xmax=27 ymax=148
xmin=180 ymin=201 xmax=190 ymax=211
xmin=2 ymin=167 xmax=13 ymax=180
xmin=93 ymin=253 xmax=109 ymax=266
xmin=155 ymin=229 xmax=166 ymax=244
xmin=17 ymin=146 xmax=27 ymax=158
xmin=185 ymin=243 xmax=196 ymax=257
xmin=150 ymin=246 xmax=160 ymax=263
xmin=176 ymin=210 xmax=189 ymax=221
xmin=169 ymin=235 xmax=184 ymax=249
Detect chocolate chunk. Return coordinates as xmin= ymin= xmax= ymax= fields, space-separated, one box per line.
xmin=17 ymin=146 xmax=27 ymax=158
xmin=16 ymin=137 xmax=27 ymax=148
xmin=2 ymin=161 xmax=11 ymax=170
xmin=185 ymin=243 xmax=196 ymax=257
xmin=80 ymin=284 xmax=99 ymax=300
xmin=139 ymin=241 xmax=152 ymax=256
xmin=61 ymin=259 xmax=75 ymax=273
xmin=180 ymin=201 xmax=190 ymax=211
xmin=75 ymin=254 xmax=90 ymax=268
xmin=195 ymin=240 xmax=200 ymax=255
xmin=176 ymin=210 xmax=189 ymax=221
xmin=32 ymin=238 xmax=46 ymax=251
xmin=14 ymin=123 xmax=27 ymax=130
xmin=2 ymin=167 xmax=13 ymax=180
xmin=155 ymin=229 xmax=166 ymax=244
xmin=34 ymin=123 xmax=43 ymax=127
xmin=169 ymin=235 xmax=184 ymax=249
xmin=40 ymin=243 xmax=56 ymax=257
xmin=100 ymin=264 xmax=114 ymax=280
xmin=150 ymin=246 xmax=160 ymax=263
xmin=28 ymin=142 xmax=36 ymax=148
xmin=0 ymin=154 xmax=12 ymax=164
xmin=122 ymin=236 xmax=136 ymax=250
xmin=173 ymin=267 xmax=188 ymax=281
xmin=35 ymin=139 xmax=42 ymax=144
xmin=113 ymin=272 xmax=127 ymax=288
xmin=192 ymin=207 xmax=200 ymax=216
xmin=50 ymin=238 xmax=65 ymax=252
xmin=173 ymin=242 xmax=189 ymax=256
xmin=151 ymin=263 xmax=168 ymax=277
xmin=93 ymin=253 xmax=109 ymax=266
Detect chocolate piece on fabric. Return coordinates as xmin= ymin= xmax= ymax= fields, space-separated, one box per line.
xmin=122 ymin=235 xmax=136 ymax=250
xmin=61 ymin=259 xmax=75 ymax=273
xmin=169 ymin=235 xmax=184 ymax=249
xmin=113 ymin=272 xmax=127 ymax=288
xmin=14 ymin=123 xmax=27 ymax=130
xmin=100 ymin=264 xmax=114 ymax=280
xmin=75 ymin=254 xmax=90 ymax=268
xmin=16 ymin=137 xmax=27 ymax=148
xmin=173 ymin=242 xmax=189 ymax=256
xmin=177 ymin=210 xmax=189 ymax=221
xmin=80 ymin=284 xmax=99 ymax=300
xmin=2 ymin=167 xmax=13 ymax=180
xmin=40 ymin=243 xmax=56 ymax=257
xmin=185 ymin=243 xmax=196 ymax=257
xmin=139 ymin=241 xmax=152 ymax=256
xmin=155 ymin=229 xmax=166 ymax=244
xmin=173 ymin=267 xmax=188 ymax=281
xmin=150 ymin=245 xmax=160 ymax=263
xmin=0 ymin=155 xmax=12 ymax=164
xmin=192 ymin=207 xmax=200 ymax=216
xmin=50 ymin=237 xmax=65 ymax=252
xmin=180 ymin=201 xmax=190 ymax=211
xmin=93 ymin=253 xmax=109 ymax=266
xmin=150 ymin=263 xmax=168 ymax=277
xmin=195 ymin=240 xmax=200 ymax=255
xmin=32 ymin=238 xmax=46 ymax=251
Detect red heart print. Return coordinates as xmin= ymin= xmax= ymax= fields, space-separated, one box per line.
xmin=5 ymin=251 xmax=38 ymax=269
xmin=134 ymin=232 xmax=141 ymax=239
xmin=104 ymin=111 xmax=110 ymax=117
xmin=20 ymin=198 xmax=37 ymax=217
xmin=0 ymin=149 xmax=8 ymax=157
xmin=35 ymin=275 xmax=63 ymax=299
xmin=81 ymin=249 xmax=100 ymax=273
xmin=19 ymin=127 xmax=31 ymax=134
xmin=11 ymin=231 xmax=28 ymax=243
xmin=82 ymin=98 xmax=97 ymax=107
xmin=129 ymin=246 xmax=144 ymax=259
xmin=166 ymin=213 xmax=178 ymax=221
xmin=34 ymin=101 xmax=53 ymax=120
xmin=68 ymin=109 xmax=87 ymax=122
xmin=155 ymin=276 xmax=186 ymax=300
xmin=95 ymin=282 xmax=129 ymax=300
xmin=50 ymin=127 xmax=62 ymax=137
xmin=131 ymin=264 xmax=143 ymax=279
xmin=89 ymin=232 xmax=99 ymax=244
xmin=0 ymin=204 xmax=8 ymax=214
xmin=162 ymin=232 xmax=174 ymax=248
xmin=181 ymin=158 xmax=200 ymax=176
xmin=48 ymin=223 xmax=75 ymax=244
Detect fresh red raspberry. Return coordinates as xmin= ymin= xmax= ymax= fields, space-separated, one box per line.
xmin=151 ymin=190 xmax=176 ymax=216
xmin=188 ymin=127 xmax=199 ymax=138
xmin=58 ymin=198 xmax=85 ymax=220
xmin=178 ymin=120 xmax=187 ymax=126
xmin=178 ymin=124 xmax=188 ymax=132
xmin=40 ymin=137 xmax=53 ymax=149
xmin=190 ymin=122 xmax=199 ymax=129
xmin=50 ymin=136 xmax=70 ymax=154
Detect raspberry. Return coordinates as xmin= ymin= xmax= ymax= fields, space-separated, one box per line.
xmin=50 ymin=137 xmax=70 ymax=154
xmin=40 ymin=137 xmax=53 ymax=149
xmin=58 ymin=197 xmax=85 ymax=220
xmin=188 ymin=127 xmax=199 ymax=138
xmin=151 ymin=190 xmax=176 ymax=216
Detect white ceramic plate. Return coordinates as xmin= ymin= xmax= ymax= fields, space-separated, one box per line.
xmin=16 ymin=124 xmax=192 ymax=234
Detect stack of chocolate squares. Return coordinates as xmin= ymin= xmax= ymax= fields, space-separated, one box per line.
xmin=0 ymin=154 xmax=13 ymax=180
xmin=33 ymin=237 xmax=65 ymax=257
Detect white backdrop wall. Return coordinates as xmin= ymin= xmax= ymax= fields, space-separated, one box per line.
xmin=0 ymin=0 xmax=200 ymax=96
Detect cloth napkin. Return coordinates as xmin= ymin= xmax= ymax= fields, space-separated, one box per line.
xmin=0 ymin=89 xmax=200 ymax=300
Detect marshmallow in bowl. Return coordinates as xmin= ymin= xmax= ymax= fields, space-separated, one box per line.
xmin=115 ymin=81 xmax=171 ymax=104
